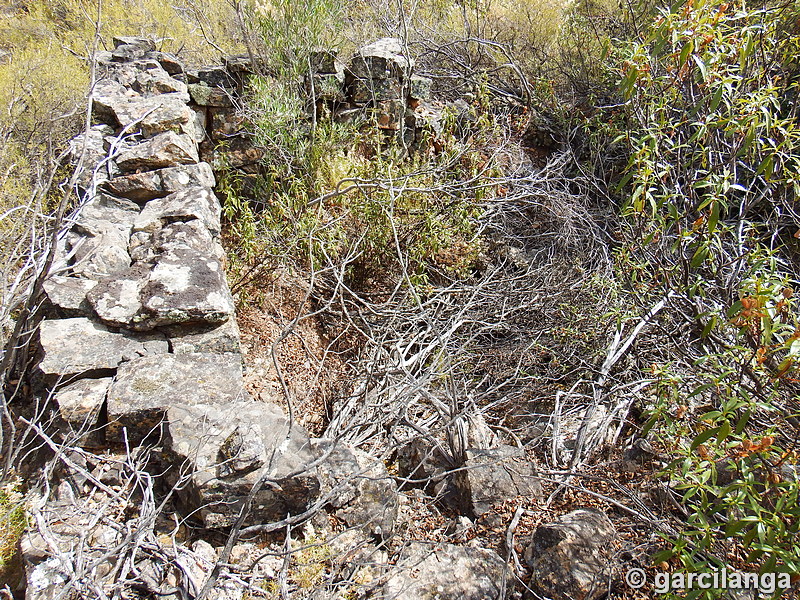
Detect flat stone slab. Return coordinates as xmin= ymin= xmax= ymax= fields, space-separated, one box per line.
xmin=102 ymin=163 xmax=215 ymax=202
xmin=165 ymin=319 xmax=241 ymax=354
xmin=88 ymin=229 xmax=234 ymax=330
xmin=116 ymin=131 xmax=198 ymax=172
xmin=384 ymin=542 xmax=506 ymax=600
xmin=38 ymin=318 xmax=168 ymax=377
xmin=105 ymin=352 xmax=244 ymax=443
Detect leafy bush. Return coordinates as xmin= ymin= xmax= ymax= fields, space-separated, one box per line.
xmin=596 ymin=0 xmax=800 ymax=593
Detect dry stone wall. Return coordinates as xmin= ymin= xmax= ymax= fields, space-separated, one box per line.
xmin=36 ymin=36 xmax=398 ymax=532
xmin=22 ymin=36 xmax=531 ymax=600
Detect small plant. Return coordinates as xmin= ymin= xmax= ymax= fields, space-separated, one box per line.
xmin=0 ymin=479 xmax=27 ymax=581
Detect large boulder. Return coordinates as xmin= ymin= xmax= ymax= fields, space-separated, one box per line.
xmin=383 ymin=542 xmax=507 ymax=600
xmin=38 ymin=318 xmax=167 ymax=378
xmin=525 ymin=508 xmax=617 ymax=600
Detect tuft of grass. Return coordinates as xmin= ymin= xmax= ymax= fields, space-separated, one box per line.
xmin=0 ymin=479 xmax=27 ymax=581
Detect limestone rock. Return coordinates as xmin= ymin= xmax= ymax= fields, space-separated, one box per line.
xmin=313 ymin=439 xmax=398 ymax=538
xmin=43 ymin=276 xmax=98 ymax=317
xmin=525 ymin=508 xmax=617 ymax=600
xmin=456 ymin=445 xmax=542 ymax=517
xmin=38 ymin=318 xmax=168 ymax=377
xmin=105 ymin=352 xmax=244 ymax=443
xmin=383 ymin=542 xmax=506 ymax=600
xmin=116 ymin=131 xmax=198 ymax=171
xmin=102 ymin=162 xmax=215 ymax=202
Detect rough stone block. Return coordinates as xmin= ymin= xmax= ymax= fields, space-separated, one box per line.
xmin=38 ymin=318 xmax=168 ymax=377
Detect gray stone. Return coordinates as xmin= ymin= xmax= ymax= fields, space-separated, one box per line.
xmin=86 ymin=263 xmax=150 ymax=327
xmin=54 ymin=377 xmax=112 ymax=445
xmin=165 ymin=319 xmax=241 ymax=354
xmin=129 ymin=220 xmax=220 ymax=263
xmin=133 ymin=187 xmax=221 ymax=236
xmin=38 ymin=318 xmax=168 ymax=377
xmin=67 ymin=194 xmax=139 ymax=278
xmin=109 ymin=94 xmax=193 ymax=137
xmin=43 ymin=276 xmax=98 ymax=316
xmin=102 ymin=162 xmax=215 ymax=202
xmin=88 ymin=230 xmax=233 ymax=330
xmin=105 ymin=352 xmax=243 ymax=443
xmin=137 ymin=244 xmax=234 ymax=329
xmin=145 ymin=51 xmax=184 ymax=75
xmin=112 ymin=37 xmax=156 ymax=52
xmin=456 ymin=445 xmax=542 ymax=517
xmin=348 ymin=38 xmax=413 ymax=81
xmin=75 ymin=194 xmax=140 ymax=232
xmin=112 ymin=44 xmax=150 ymax=63
xmin=313 ymin=440 xmax=398 ymax=538
xmin=68 ymin=124 xmax=117 ymax=189
xmin=409 ymin=75 xmax=432 ymax=101
xmin=167 ymin=399 xmax=320 ymax=528
xmin=116 ymin=131 xmax=199 ymax=171
xmin=92 ymin=78 xmax=136 ymax=125
xmin=67 ymin=226 xmax=131 ymax=279
xmin=189 ymin=83 xmax=233 ymax=107
xmin=349 ymin=77 xmax=401 ymax=104
xmin=133 ymin=69 xmax=188 ymax=97
xmin=383 ymin=542 xmax=506 ymax=600
xmin=524 ymin=508 xmax=616 ymax=600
